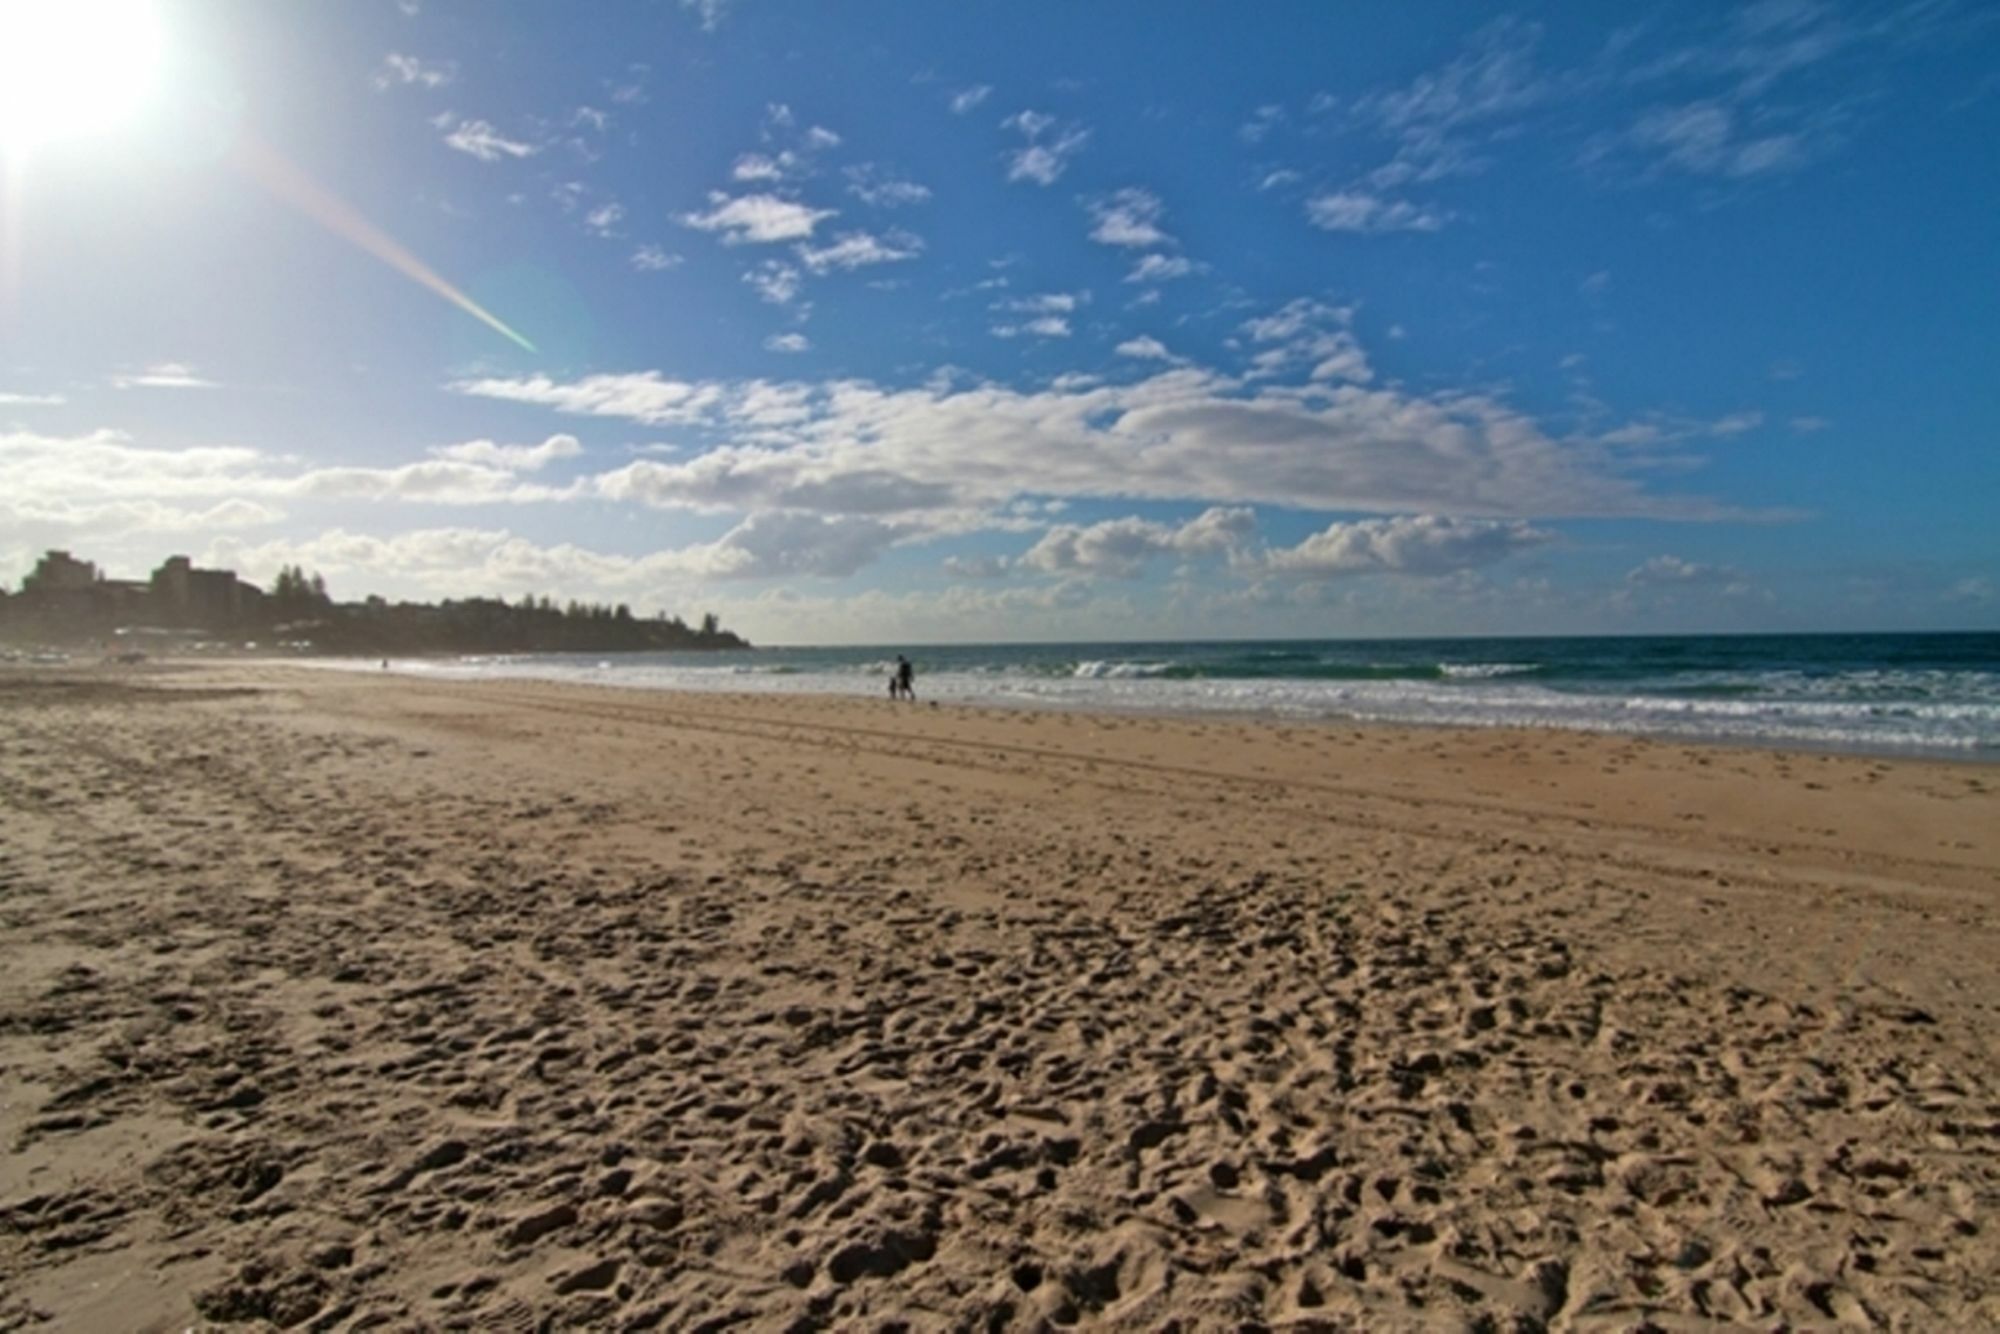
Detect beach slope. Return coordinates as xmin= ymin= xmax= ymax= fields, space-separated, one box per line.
xmin=2 ymin=666 xmax=1995 ymax=1329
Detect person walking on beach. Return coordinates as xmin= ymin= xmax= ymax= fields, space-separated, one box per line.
xmin=893 ymin=654 xmax=915 ymax=701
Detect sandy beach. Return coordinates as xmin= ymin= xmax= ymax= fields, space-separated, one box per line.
xmin=2 ymin=663 xmax=1995 ymax=1331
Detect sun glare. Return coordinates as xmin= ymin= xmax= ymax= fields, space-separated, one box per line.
xmin=0 ymin=0 xmax=166 ymax=154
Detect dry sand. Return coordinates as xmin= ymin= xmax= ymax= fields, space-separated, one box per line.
xmin=1 ymin=663 xmax=1996 ymax=1331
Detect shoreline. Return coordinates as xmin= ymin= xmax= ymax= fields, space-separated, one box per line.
xmin=274 ymin=651 xmax=2000 ymax=766
xmin=3 ymin=663 xmax=1995 ymax=1327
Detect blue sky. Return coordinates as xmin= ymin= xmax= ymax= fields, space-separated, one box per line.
xmin=2 ymin=0 xmax=1995 ymax=644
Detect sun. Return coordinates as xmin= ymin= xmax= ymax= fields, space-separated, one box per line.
xmin=0 ymin=0 xmax=167 ymax=155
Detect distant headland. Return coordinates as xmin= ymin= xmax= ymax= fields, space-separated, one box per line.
xmin=0 ymin=550 xmax=749 ymax=654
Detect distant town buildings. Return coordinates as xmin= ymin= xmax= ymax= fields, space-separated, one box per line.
xmin=5 ymin=550 xmax=266 ymax=638
xmin=2 ymin=548 xmax=747 ymax=653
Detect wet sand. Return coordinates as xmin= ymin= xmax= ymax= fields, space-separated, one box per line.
xmin=2 ymin=664 xmax=1996 ymax=1330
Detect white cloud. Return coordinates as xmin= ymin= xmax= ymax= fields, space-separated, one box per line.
xmin=991 ymin=317 xmax=1071 ymax=340
xmin=1023 ymin=507 xmax=1257 ymax=578
xmin=1945 ymin=576 xmax=1995 ymax=605
xmin=452 ymin=331 xmax=1752 ymax=527
xmin=1259 ymin=169 xmax=1303 ymax=191
xmin=288 ymin=460 xmax=573 ymax=506
xmin=1621 ymin=553 xmax=1764 ymax=604
xmin=1003 ymin=110 xmax=1088 ymax=186
xmin=1 ymin=496 xmax=283 ymax=538
xmin=1087 ymin=188 xmax=1172 ymax=248
xmin=1265 ymin=515 xmax=1552 ymax=577
xmin=795 ymin=230 xmax=923 ymax=274
xmin=803 ymin=125 xmax=841 ymax=150
xmin=450 ymin=372 xmax=728 ymax=426
xmin=950 ymin=85 xmax=992 ymax=115
xmin=1115 ymin=336 xmax=1178 ymax=361
xmin=1627 ymin=554 xmax=1742 ymax=586
xmin=682 ymin=0 xmax=734 ymax=31
xmin=1238 ymin=104 xmax=1286 ymax=144
xmin=3 ymin=429 xmax=268 ymax=501
xmin=1126 ymin=254 xmax=1196 ymax=284
xmin=213 ymin=514 xmax=896 ymax=599
xmin=0 ymin=391 xmax=64 ymax=406
xmin=1707 ymin=410 xmax=1764 ymax=435
xmin=943 ymin=554 xmax=1011 ymax=579
xmin=845 ymin=166 xmax=931 ymax=207
xmin=1239 ymin=300 xmax=1372 ymax=384
xmin=111 ymin=363 xmax=218 ymax=390
xmin=744 ymin=260 xmax=803 ymax=304
xmin=429 ymin=434 xmax=583 ymax=472
xmin=441 ymin=118 xmax=539 ymax=162
xmin=694 ymin=512 xmax=895 ymax=579
xmin=997 ymin=291 xmax=1083 ymax=315
xmin=764 ymin=333 xmax=811 ymax=353
xmin=631 ymin=244 xmax=683 ymax=272
xmin=732 ymin=151 xmax=800 ymax=182
xmin=681 ymin=193 xmax=836 ymax=244
xmin=584 ymin=202 xmax=625 ymax=236
xmin=1305 ymin=191 xmax=1447 ymax=233
xmin=0 ymin=428 xmax=571 ymax=514
xmin=1243 ymin=300 xmax=1349 ymax=343
xmin=1624 ymin=100 xmax=1812 ymax=178
xmin=375 ymin=53 xmax=455 ymax=91
xmin=1352 ymin=19 xmax=1549 ymax=189
xmin=606 ymin=70 xmax=650 ymax=106
xmin=593 ymin=445 xmax=958 ymax=518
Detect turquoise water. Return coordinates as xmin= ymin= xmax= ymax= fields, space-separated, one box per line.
xmin=361 ymin=632 xmax=2000 ymax=759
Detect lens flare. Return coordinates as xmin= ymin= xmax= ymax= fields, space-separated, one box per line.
xmin=231 ymin=135 xmax=537 ymax=353
xmin=0 ymin=0 xmax=166 ymax=154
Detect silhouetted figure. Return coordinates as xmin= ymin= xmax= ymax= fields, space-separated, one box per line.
xmin=894 ymin=654 xmax=915 ymax=701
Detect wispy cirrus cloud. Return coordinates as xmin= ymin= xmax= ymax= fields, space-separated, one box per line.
xmin=1003 ymin=110 xmax=1089 ymax=186
xmin=990 ymin=317 xmax=1071 ymax=340
xmin=845 ymin=165 xmax=931 ymax=208
xmin=1305 ymin=191 xmax=1448 ymax=234
xmin=440 ymin=116 xmax=539 ymax=162
xmin=375 ymin=53 xmax=456 ymax=91
xmin=1126 ymin=254 xmax=1197 ymax=283
xmin=1608 ymin=98 xmax=1828 ymax=179
xmin=631 ymin=244 xmax=683 ymax=272
xmin=796 ymin=229 xmax=923 ymax=274
xmin=681 ymin=0 xmax=735 ymax=32
xmin=1241 ymin=300 xmax=1372 ymax=383
xmin=950 ymin=84 xmax=993 ymax=115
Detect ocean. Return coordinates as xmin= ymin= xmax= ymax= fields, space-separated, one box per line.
xmin=354 ymin=632 xmax=2000 ymax=760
